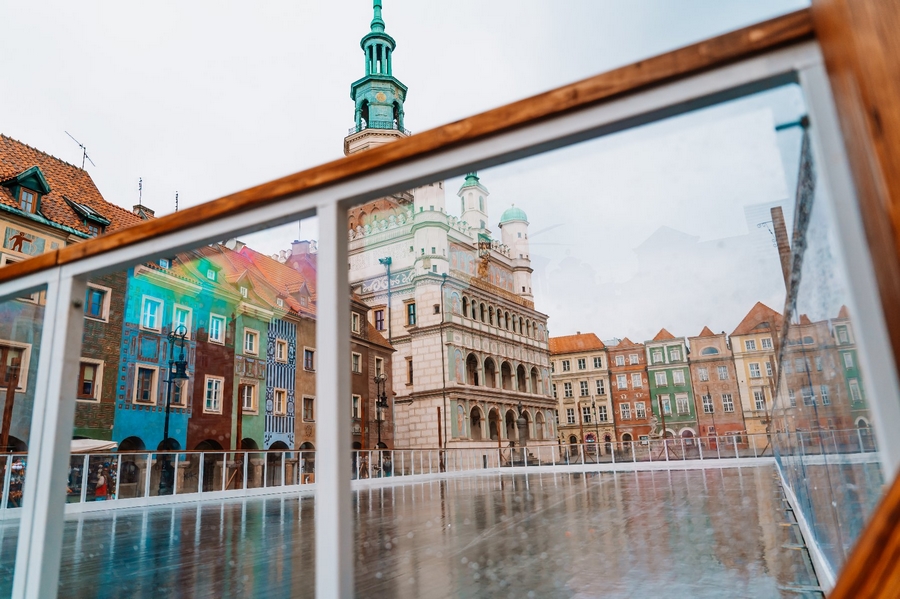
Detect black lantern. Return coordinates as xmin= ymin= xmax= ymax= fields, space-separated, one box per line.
xmin=159 ymin=324 xmax=190 ymax=495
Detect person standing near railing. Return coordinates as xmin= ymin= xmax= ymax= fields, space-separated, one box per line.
xmin=95 ymin=468 xmax=108 ymax=501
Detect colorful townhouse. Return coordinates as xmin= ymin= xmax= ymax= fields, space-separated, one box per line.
xmin=350 ymin=294 xmax=396 ymax=450
xmin=607 ymin=338 xmax=652 ymax=445
xmin=686 ymin=327 xmax=746 ymax=443
xmin=646 ymin=329 xmax=698 ymax=442
xmin=731 ymin=302 xmax=782 ymax=436
xmin=549 ymin=333 xmax=613 ymax=457
xmin=832 ymin=306 xmax=870 ymax=435
xmin=0 ymin=135 xmax=143 ymax=451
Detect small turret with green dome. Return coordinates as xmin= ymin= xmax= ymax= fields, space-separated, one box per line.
xmin=500 ymin=204 xmax=528 ymax=225
xmin=457 ymin=171 xmax=490 ymax=233
xmin=348 ymin=0 xmax=408 ymax=143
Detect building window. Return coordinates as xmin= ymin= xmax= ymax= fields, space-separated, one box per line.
xmin=669 ymin=348 xmax=682 ymax=361
xmin=745 ymin=340 xmax=757 ymax=351
xmin=615 ymin=355 xmax=625 ymax=367
xmin=655 ymin=371 xmax=667 ymax=386
xmin=304 ymin=348 xmax=316 ymax=371
xmin=77 ymin=361 xmax=101 ymax=400
xmin=659 ymin=396 xmax=672 ymax=416
xmin=552 ymin=383 xmax=557 ymax=398
xmin=784 ymin=360 xmax=793 ymax=374
xmin=754 ymin=389 xmax=767 ymax=410
xmin=765 ymin=361 xmax=773 ymax=377
xmin=375 ymin=357 xmax=384 ymax=377
xmin=849 ymin=379 xmax=862 ymax=402
xmin=652 ymin=350 xmax=663 ymax=363
xmin=582 ymin=406 xmax=592 ymax=424
xmin=209 ymin=314 xmax=226 ymax=344
xmin=566 ymin=408 xmax=576 ymax=425
xmin=761 ymin=338 xmax=773 ymax=350
xmin=19 ymin=188 xmax=36 ymax=213
xmin=717 ymin=366 xmax=728 ymax=380
xmin=620 ymin=403 xmax=631 ymax=420
xmin=141 ymin=297 xmax=163 ymax=331
xmin=173 ymin=305 xmax=192 ymax=337
xmin=374 ymin=309 xmax=385 ymax=331
xmin=580 ymin=381 xmax=589 ymax=396
xmin=274 ymin=388 xmax=287 ymax=415
xmin=406 ymin=357 xmax=413 ymax=384
xmin=351 ymin=352 xmax=362 ymax=373
xmin=675 ymin=394 xmax=690 ymax=414
xmin=629 ymin=354 xmax=639 ymax=365
xmin=631 ymin=373 xmax=642 ymax=388
xmin=239 ymin=383 xmax=257 ymax=413
xmin=303 ymin=397 xmax=315 ymax=421
xmin=351 ymin=395 xmax=361 ymax=419
xmin=616 ymin=374 xmax=627 ymax=389
xmin=563 ymin=382 xmax=573 ymax=398
xmin=351 ymin=312 xmax=360 ymax=334
xmin=84 ymin=286 xmax=109 ymax=321
xmin=244 ymin=329 xmax=259 ymax=355
xmin=134 ymin=366 xmax=157 ymax=404
xmin=577 ymin=358 xmax=586 ymax=370
xmin=820 ymin=385 xmax=830 ymax=405
xmin=562 ymin=360 xmax=571 ymax=372
xmin=673 ymin=370 xmax=685 ymax=385
xmin=205 ymin=376 xmax=224 ymax=413
xmin=698 ymin=367 xmax=709 ymax=382
xmin=635 ymin=402 xmax=646 ymax=419
xmin=276 ymin=339 xmax=288 ymax=363
xmin=206 ymin=268 xmax=216 ymax=281
xmin=702 ymin=394 xmax=714 ymax=414
xmin=593 ymin=357 xmax=602 ymax=369
xmin=837 ymin=326 xmax=850 ymax=344
xmin=749 ymin=363 xmax=761 ymax=378
xmin=815 ymin=356 xmax=823 ymax=371
xmin=240 ymin=286 xmax=248 ymax=298
xmin=595 ymin=379 xmax=605 ymax=395
xmin=795 ymin=358 xmax=806 ymax=373
xmin=789 ymin=389 xmax=797 ymax=407
xmin=801 ymin=387 xmax=815 ymax=406
xmin=843 ymin=352 xmax=854 ymax=368
xmin=598 ymin=405 xmax=608 ymax=422
xmin=722 ymin=394 xmax=735 ymax=413
xmin=406 ymin=302 xmax=416 ymax=326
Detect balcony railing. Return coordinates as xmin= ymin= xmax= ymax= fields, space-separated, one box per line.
xmin=347 ymin=120 xmax=411 ymax=136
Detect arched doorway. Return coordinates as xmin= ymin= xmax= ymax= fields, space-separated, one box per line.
xmin=240 ymin=438 xmax=259 ymax=450
xmin=299 ymin=442 xmax=315 ymax=483
xmin=466 ymin=354 xmax=480 ymax=386
xmin=119 ymin=436 xmax=146 ymax=452
xmin=488 ymin=408 xmax=501 ymax=441
xmin=501 ymin=362 xmax=513 ymax=390
xmin=195 ymin=439 xmax=224 ymax=492
xmin=484 ymin=358 xmax=497 ymax=388
xmin=681 ymin=429 xmax=695 ymax=447
xmin=604 ymin=434 xmax=612 ymax=455
xmin=521 ymin=410 xmax=532 ymax=444
xmin=157 ymin=437 xmax=181 ymax=451
xmin=569 ymin=435 xmax=579 ymax=459
xmin=505 ymin=409 xmax=517 ymax=442
xmin=470 ymin=407 xmax=483 ymax=441
xmin=516 ymin=365 xmax=527 ymax=392
xmin=268 ymin=441 xmax=289 ymax=486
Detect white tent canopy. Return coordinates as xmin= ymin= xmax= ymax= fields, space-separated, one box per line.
xmin=70 ymin=439 xmax=118 ymax=454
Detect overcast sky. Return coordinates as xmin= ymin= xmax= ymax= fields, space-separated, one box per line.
xmin=2 ymin=0 xmax=810 ymax=341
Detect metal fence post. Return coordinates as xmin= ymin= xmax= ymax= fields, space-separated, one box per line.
xmin=79 ymin=455 xmax=89 ymax=503
xmin=144 ymin=453 xmax=152 ymax=498
xmin=243 ymin=452 xmax=248 ymax=490
xmin=733 ymin=437 xmax=739 ymax=459
xmin=198 ymin=453 xmax=204 ymax=494
xmin=173 ymin=453 xmax=180 ymax=495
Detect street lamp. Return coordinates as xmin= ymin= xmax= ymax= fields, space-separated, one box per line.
xmin=590 ymin=396 xmax=601 ymax=462
xmin=373 ymin=373 xmax=389 ymax=448
xmin=158 ymin=325 xmax=189 ymax=495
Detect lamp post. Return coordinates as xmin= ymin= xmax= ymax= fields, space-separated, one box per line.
xmin=591 ymin=396 xmax=601 ymax=462
xmin=374 ymin=373 xmax=389 ymax=474
xmin=159 ymin=325 xmax=189 ymax=496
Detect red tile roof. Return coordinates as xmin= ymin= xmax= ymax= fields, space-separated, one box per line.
xmin=731 ymin=301 xmax=783 ymax=336
xmin=366 ymin=322 xmax=394 ymax=350
xmin=799 ymin=314 xmax=812 ymax=325
xmin=0 ymin=134 xmax=144 ymax=236
xmin=837 ymin=305 xmax=850 ymax=319
xmin=652 ymin=328 xmax=676 ymax=341
xmin=697 ymin=326 xmax=716 ymax=337
xmin=549 ymin=332 xmax=605 ymax=355
xmin=614 ymin=337 xmax=643 ymax=349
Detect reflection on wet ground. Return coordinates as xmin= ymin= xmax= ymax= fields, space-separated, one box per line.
xmin=0 ymin=467 xmax=821 ymax=598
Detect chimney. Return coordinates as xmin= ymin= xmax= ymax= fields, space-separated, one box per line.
xmin=292 ymin=239 xmax=311 ymax=256
xmin=771 ymin=206 xmax=791 ymax=292
xmin=133 ymin=204 xmax=155 ymax=219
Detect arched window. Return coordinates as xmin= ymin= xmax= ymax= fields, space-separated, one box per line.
xmin=480 ymin=304 xmax=486 ymax=323
xmin=701 ymin=347 xmax=719 ymax=355
xmin=505 ymin=311 xmax=510 ymax=330
xmin=484 ymin=358 xmax=498 ymax=388
xmin=479 ymin=196 xmax=484 ymax=211
xmin=466 ymin=354 xmax=480 ymax=386
xmin=470 ymin=407 xmax=483 ymax=441
xmin=462 ymin=297 xmax=469 ymax=318
xmin=489 ymin=307 xmax=494 ymax=325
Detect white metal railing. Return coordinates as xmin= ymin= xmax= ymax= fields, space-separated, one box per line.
xmin=0 ymin=430 xmax=877 ymax=514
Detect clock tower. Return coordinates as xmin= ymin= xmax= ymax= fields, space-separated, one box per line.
xmin=344 ymin=0 xmax=410 ymax=156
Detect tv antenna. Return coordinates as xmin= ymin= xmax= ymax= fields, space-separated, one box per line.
xmin=65 ymin=131 xmax=96 ymax=169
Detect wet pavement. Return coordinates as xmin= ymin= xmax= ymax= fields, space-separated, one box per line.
xmin=0 ymin=466 xmax=821 ymax=598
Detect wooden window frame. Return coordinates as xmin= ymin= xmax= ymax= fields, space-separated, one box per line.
xmin=76 ymin=359 xmax=103 ymax=402
xmin=133 ymin=364 xmax=159 ymax=405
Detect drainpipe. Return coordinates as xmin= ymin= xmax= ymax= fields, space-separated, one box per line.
xmin=440 ymin=273 xmax=448 ymax=470
xmin=379 ymin=257 xmax=392 ymax=344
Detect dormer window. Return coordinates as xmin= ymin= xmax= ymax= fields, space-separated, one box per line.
xmin=241 ymin=287 xmax=248 ymax=298
xmin=87 ymin=223 xmax=105 ymax=237
xmin=159 ymin=258 xmax=170 ymax=269
xmin=206 ymin=269 xmax=216 ymax=281
xmin=276 ymin=298 xmax=284 ymax=307
xmin=19 ymin=189 xmax=36 ymax=213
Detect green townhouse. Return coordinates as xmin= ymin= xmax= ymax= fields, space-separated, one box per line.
xmin=646 ymin=328 xmax=699 ymax=444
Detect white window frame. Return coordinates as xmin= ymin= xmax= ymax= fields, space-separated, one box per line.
xmin=744 ymin=339 xmax=757 ymax=351
xmin=375 ymin=357 xmax=384 ymax=377
xmin=581 ymin=406 xmax=592 ymax=424
xmin=654 ymin=371 xmax=667 ymax=386
xmin=620 ymin=403 xmax=631 ymax=420
xmin=273 ymin=388 xmax=287 ymax=416
xmin=204 ymin=375 xmax=225 ymax=414
xmin=565 ymin=408 xmax=576 ymax=425
xmin=351 ymin=312 xmax=361 ymax=334
xmin=843 ymin=352 xmax=855 ymax=368
xmin=717 ymin=366 xmax=728 ymax=380
xmin=754 ymin=389 xmax=767 ymax=411
xmin=240 ymin=381 xmax=258 ymax=414
xmin=698 ymin=367 xmax=709 ymax=382
xmin=675 ymin=394 xmax=690 ymax=414
xmin=276 ymin=339 xmax=289 ymax=363
xmin=173 ymin=303 xmax=192 ymax=338
xmin=673 ymin=370 xmax=685 ymax=385
xmin=722 ymin=393 xmax=735 ymax=413
xmin=595 ymin=379 xmax=605 ymax=395
xmin=84 ymin=283 xmax=112 ymax=322
xmin=669 ymin=348 xmax=682 ymax=361
xmin=351 ymin=394 xmax=361 ymax=419
xmin=579 ymin=380 xmax=589 ymax=396
xmin=563 ymin=382 xmax=573 ymax=398
xmin=76 ymin=358 xmax=104 ymax=402
xmin=761 ymin=337 xmax=773 ymax=350
xmin=765 ymin=361 xmax=773 ymax=377
xmin=652 ymin=349 xmax=663 ymax=363
xmin=820 ymin=385 xmax=830 ymax=405
xmin=702 ymin=394 xmax=714 ymax=414
xmin=616 ymin=374 xmax=627 ymax=389
xmin=598 ymin=405 xmax=608 ymax=422
xmin=209 ymin=314 xmax=226 ymax=345
xmin=244 ymin=328 xmax=260 ymax=356
xmin=593 ymin=356 xmax=602 ymax=369
xmin=631 ymin=372 xmax=642 ymax=388
xmin=351 ymin=352 xmax=362 ymax=374
xmin=140 ymin=296 xmax=163 ymax=332
xmin=629 ymin=354 xmax=639 ymax=365
xmin=615 ymin=355 xmax=625 ymax=367
xmin=577 ymin=358 xmax=586 ymax=370
xmin=561 ymin=360 xmax=570 ymax=372
xmin=849 ymin=379 xmax=862 ymax=402
xmin=133 ymin=364 xmax=159 ymax=405
xmin=635 ymin=401 xmax=646 ymax=419
xmin=749 ymin=363 xmax=761 ymax=378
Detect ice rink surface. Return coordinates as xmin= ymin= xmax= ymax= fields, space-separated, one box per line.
xmin=0 ymin=466 xmax=823 ymax=598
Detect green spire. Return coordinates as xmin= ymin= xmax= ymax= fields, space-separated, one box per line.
xmin=459 ymin=172 xmax=488 ymax=193
xmin=371 ymin=0 xmax=385 ymax=32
